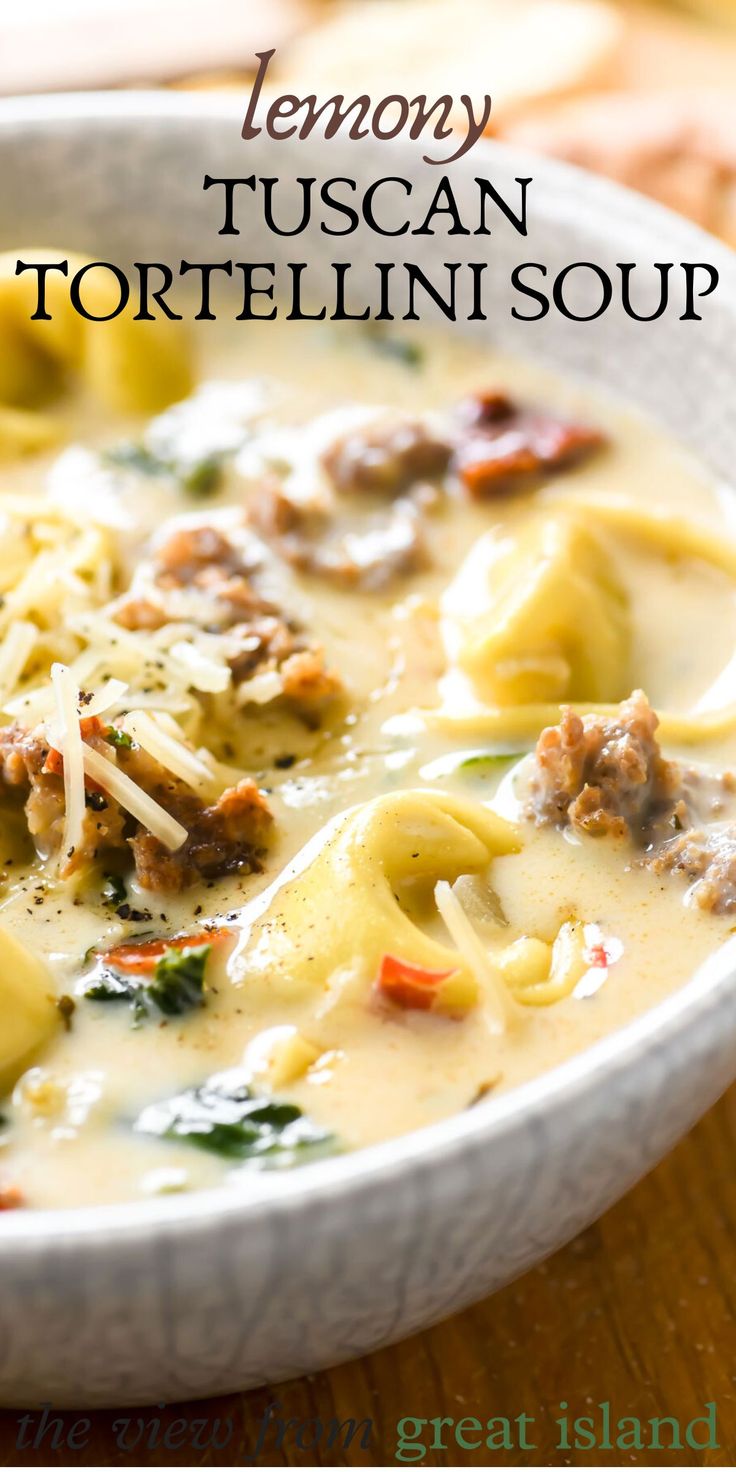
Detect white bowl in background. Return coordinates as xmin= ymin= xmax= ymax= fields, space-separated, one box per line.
xmin=0 ymin=92 xmax=735 ymax=1408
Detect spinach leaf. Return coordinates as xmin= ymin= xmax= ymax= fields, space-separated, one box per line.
xmin=81 ymin=943 xmax=210 ymax=1023
xmin=146 ymin=945 xmax=210 ymax=1016
xmin=135 ymin=1075 xmax=336 ymax=1167
xmin=101 ymin=872 xmax=127 ymax=908
xmin=459 ymin=752 xmax=524 ymax=772
xmin=83 ymin=971 xmax=135 ymax=1003
xmin=420 ymin=748 xmax=529 ymax=783
xmin=364 ymin=329 xmax=424 ymax=369
xmin=105 ymin=442 xmax=225 ymax=497
xmin=104 ymin=442 xmax=166 ymax=478
xmin=179 ymin=453 xmax=223 ymax=497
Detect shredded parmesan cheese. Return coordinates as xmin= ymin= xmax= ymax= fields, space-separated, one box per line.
xmin=167 ymin=638 xmax=231 ymax=693
xmin=81 ymin=678 xmax=129 ymax=719
xmin=50 ymin=662 xmax=85 ymax=869
xmin=123 ymin=711 xmax=218 ymax=793
xmin=5 ymin=649 xmax=103 ymax=723
xmin=81 ymin=744 xmax=188 ymax=852
xmin=69 ymin=612 xmax=163 ymax=665
xmin=236 ymin=669 xmax=284 ymax=707
xmin=0 ymin=621 xmax=37 ymax=703
xmin=0 ymin=527 xmax=110 ymax=634
xmin=434 ymin=879 xmax=510 ymax=1034
xmin=68 ymin=614 xmax=230 ymax=699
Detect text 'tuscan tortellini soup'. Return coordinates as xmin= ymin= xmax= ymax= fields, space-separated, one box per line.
xmin=0 ymin=251 xmax=736 ymax=1208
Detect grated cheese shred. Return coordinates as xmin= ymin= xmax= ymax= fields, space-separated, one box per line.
xmin=434 ymin=879 xmax=510 ymax=1034
xmin=0 ymin=497 xmax=255 ymax=868
xmin=50 ymin=662 xmax=85 ymax=868
xmin=81 ymin=745 xmax=188 ymax=852
xmin=123 ymin=710 xmax=217 ymax=793
xmin=0 ymin=621 xmax=37 ymax=704
xmin=80 ymin=678 xmax=129 ymax=719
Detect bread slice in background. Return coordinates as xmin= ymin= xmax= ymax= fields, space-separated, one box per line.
xmin=504 ymin=89 xmax=736 ymax=246
xmin=275 ymin=0 xmax=624 ymax=131
xmin=0 ymin=0 xmax=315 ymax=95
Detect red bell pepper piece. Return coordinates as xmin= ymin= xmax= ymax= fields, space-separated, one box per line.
xmin=376 ymin=954 xmax=457 ymax=1011
xmin=100 ymin=927 xmax=233 ymax=976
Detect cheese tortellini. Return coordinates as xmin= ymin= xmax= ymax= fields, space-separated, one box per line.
xmin=238 ymin=789 xmax=520 ymax=1006
xmin=435 ymin=493 xmax=736 ymax=745
xmin=0 ymin=928 xmax=58 ymax=1093
xmin=442 ymin=509 xmax=630 ymax=708
xmin=0 ymin=249 xmax=192 ymax=455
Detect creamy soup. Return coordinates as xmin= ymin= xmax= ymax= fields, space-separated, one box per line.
xmin=0 ymin=276 xmax=734 ymax=1210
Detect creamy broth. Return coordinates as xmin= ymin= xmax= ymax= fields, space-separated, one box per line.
xmin=0 ymin=315 xmax=734 ymax=1210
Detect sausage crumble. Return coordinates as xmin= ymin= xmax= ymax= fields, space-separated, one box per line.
xmin=527 ymin=690 xmax=736 ymax=914
xmin=526 ymin=690 xmax=680 ymax=840
xmin=0 ymin=719 xmax=273 ymax=893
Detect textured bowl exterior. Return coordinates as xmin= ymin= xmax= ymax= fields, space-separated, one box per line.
xmin=0 ymin=94 xmax=735 ymax=1408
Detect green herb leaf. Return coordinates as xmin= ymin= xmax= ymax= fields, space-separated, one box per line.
xmin=105 ymin=442 xmax=224 ymax=497
xmin=104 ymin=442 xmax=167 ymax=478
xmin=81 ymin=942 xmax=210 ymax=1022
xmin=83 ymin=971 xmax=135 ymax=1004
xmin=364 ymin=329 xmax=424 ymax=370
xmin=459 ymin=752 xmax=523 ymax=772
xmin=180 ymin=453 xmax=224 ymax=497
xmin=419 ymin=748 xmax=529 ymax=782
xmin=105 ymin=725 xmax=133 ymax=750
xmin=102 ymin=872 xmax=127 ymax=908
xmin=147 ymin=944 xmax=210 ymax=1016
xmin=135 ymin=1074 xmax=336 ymax=1166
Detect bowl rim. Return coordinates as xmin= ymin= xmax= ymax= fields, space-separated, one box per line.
xmin=0 ymin=89 xmax=734 ymax=1247
xmin=1 ymin=85 xmax=735 ymax=269
xmin=3 ymin=936 xmax=734 ymax=1246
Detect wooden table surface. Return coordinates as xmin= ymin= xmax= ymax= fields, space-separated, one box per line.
xmin=1 ymin=1080 xmax=735 ymax=1468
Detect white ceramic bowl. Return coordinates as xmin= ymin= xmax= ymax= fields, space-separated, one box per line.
xmin=1 ymin=93 xmax=736 ymax=1409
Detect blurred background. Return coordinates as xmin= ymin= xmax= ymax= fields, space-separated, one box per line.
xmin=1 ymin=0 xmax=735 ymax=245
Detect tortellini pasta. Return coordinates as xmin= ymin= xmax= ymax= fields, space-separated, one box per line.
xmin=499 ymin=921 xmax=590 ymax=1006
xmin=0 ymin=249 xmax=192 ymax=454
xmin=441 ymin=509 xmax=631 ymax=708
xmin=0 ymin=928 xmax=58 ymax=1093
xmin=546 ymin=491 xmax=736 ymax=581
xmin=434 ymin=493 xmax=736 ymax=745
xmin=238 ymin=789 xmax=520 ymax=1007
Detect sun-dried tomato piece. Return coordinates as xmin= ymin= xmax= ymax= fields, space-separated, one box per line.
xmin=454 ymin=392 xmax=605 ymax=498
